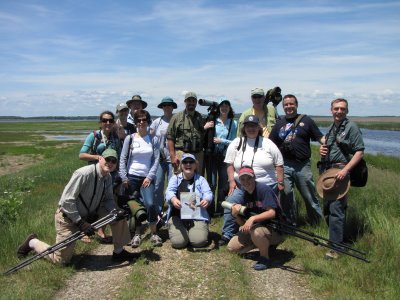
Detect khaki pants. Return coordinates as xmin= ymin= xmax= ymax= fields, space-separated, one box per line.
xmin=32 ymin=208 xmax=130 ymax=264
xmin=168 ymin=216 xmax=208 ymax=249
xmin=227 ymin=224 xmax=283 ymax=258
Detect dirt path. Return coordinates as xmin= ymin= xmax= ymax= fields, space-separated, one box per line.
xmin=54 ymin=224 xmax=315 ymax=300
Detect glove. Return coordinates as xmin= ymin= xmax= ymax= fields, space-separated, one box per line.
xmin=76 ymin=220 xmax=95 ymax=236
xmin=111 ymin=208 xmax=128 ymax=220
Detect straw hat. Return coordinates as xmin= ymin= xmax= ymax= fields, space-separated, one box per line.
xmin=317 ymin=168 xmax=350 ymax=201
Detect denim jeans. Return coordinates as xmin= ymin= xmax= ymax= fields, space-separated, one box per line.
xmin=323 ymin=195 xmax=348 ymax=247
xmin=154 ymin=161 xmax=173 ymax=216
xmin=281 ymin=159 xmax=323 ymax=226
xmin=127 ymin=174 xmax=157 ymax=225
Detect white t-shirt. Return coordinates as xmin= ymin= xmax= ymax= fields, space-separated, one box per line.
xmin=224 ymin=136 xmax=283 ymax=185
xmin=128 ymin=135 xmax=153 ymax=177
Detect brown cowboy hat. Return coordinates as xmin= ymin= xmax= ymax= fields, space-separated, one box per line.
xmin=317 ymin=168 xmax=350 ymax=201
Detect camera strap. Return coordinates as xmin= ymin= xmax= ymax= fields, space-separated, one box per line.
xmin=240 ymin=135 xmax=260 ymax=168
xmin=78 ymin=165 xmax=105 ymax=217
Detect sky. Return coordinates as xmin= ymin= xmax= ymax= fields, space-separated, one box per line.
xmin=0 ymin=0 xmax=399 ymax=117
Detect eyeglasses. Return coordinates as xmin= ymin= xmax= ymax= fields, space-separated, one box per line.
xmin=101 ymin=118 xmax=115 ymax=124
xmin=182 ymin=160 xmax=195 ymax=165
xmin=135 ymin=118 xmax=148 ymax=123
xmin=105 ymin=157 xmax=118 ymax=164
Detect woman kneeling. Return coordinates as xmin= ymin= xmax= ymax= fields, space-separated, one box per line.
xmin=165 ymin=154 xmax=213 ymax=249
xmin=227 ymin=166 xmax=284 ymax=270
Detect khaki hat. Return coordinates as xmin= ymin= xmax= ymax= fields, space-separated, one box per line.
xmin=251 ymin=88 xmax=265 ymax=97
xmin=184 ymin=91 xmax=197 ymax=100
xmin=126 ymin=95 xmax=148 ymax=109
xmin=317 ymin=168 xmax=350 ymax=201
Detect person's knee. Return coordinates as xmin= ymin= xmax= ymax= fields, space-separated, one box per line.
xmin=171 ymin=237 xmax=189 ymax=249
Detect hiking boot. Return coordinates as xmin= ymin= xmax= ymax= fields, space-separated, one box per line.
xmin=218 ymin=236 xmax=230 ymax=247
xmin=112 ymin=249 xmax=137 ymax=262
xmin=150 ymin=234 xmax=163 ymax=247
xmin=131 ymin=234 xmax=141 ymax=248
xmin=253 ymin=256 xmax=270 ymax=271
xmin=325 ymin=250 xmax=339 ymax=260
xmin=17 ymin=233 xmax=37 ymax=259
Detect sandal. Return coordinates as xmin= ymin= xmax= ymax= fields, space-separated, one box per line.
xmin=98 ymin=236 xmax=113 ymax=244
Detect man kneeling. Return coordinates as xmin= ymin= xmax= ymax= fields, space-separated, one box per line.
xmin=16 ymin=149 xmax=134 ymax=264
xmin=227 ymin=166 xmax=284 ymax=271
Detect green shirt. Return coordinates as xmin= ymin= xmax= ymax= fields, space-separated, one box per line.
xmin=325 ymin=118 xmax=365 ymax=164
xmin=166 ymin=110 xmax=205 ymax=152
xmin=237 ymin=104 xmax=277 ymax=138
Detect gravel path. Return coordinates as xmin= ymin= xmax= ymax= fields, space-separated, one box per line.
xmin=54 ymin=225 xmax=315 ymax=300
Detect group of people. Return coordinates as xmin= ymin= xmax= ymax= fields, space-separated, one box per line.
xmin=16 ymin=89 xmax=365 ymax=271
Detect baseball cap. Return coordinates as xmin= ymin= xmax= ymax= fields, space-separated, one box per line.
xmin=116 ymin=102 xmax=128 ymax=112
xmin=218 ymin=98 xmax=231 ymax=106
xmin=243 ymin=115 xmax=259 ymax=125
xmin=239 ymin=166 xmax=255 ymax=178
xmin=102 ymin=149 xmax=118 ymax=160
xmin=184 ymin=91 xmax=197 ymax=100
xmin=251 ymin=88 xmax=265 ymax=97
xmin=181 ymin=153 xmax=196 ymax=161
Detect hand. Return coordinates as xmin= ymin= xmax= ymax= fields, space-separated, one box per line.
xmin=204 ymin=121 xmax=214 ymax=130
xmin=172 ymin=197 xmax=181 ymax=209
xmin=171 ymin=155 xmax=180 ymax=170
xmin=142 ymin=178 xmax=151 ymax=188
xmin=76 ymin=220 xmax=95 ymax=236
xmin=240 ymin=216 xmax=255 ymax=233
xmin=335 ymin=169 xmax=349 ymax=181
xmin=199 ymin=199 xmax=209 ymax=208
xmin=231 ymin=204 xmax=242 ymax=218
xmin=213 ymin=137 xmax=222 ymax=144
xmin=320 ymin=144 xmax=329 ymax=157
xmin=228 ymin=180 xmax=237 ymax=196
xmin=122 ymin=180 xmax=129 ymax=189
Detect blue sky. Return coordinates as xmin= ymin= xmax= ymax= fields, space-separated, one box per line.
xmin=0 ymin=0 xmax=399 ymax=117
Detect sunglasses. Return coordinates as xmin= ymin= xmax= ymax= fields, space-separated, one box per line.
xmin=101 ymin=118 xmax=115 ymax=124
xmin=182 ymin=160 xmax=195 ymax=165
xmin=105 ymin=157 xmax=118 ymax=164
xmin=135 ymin=118 xmax=148 ymax=123
xmin=251 ymin=95 xmax=263 ymax=99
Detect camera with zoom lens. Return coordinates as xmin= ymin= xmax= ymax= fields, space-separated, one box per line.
xmin=280 ymin=140 xmax=295 ymax=156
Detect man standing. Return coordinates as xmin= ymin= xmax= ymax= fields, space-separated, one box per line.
xmin=237 ymin=88 xmax=277 ymax=138
xmin=126 ymin=95 xmax=148 ymax=133
xmin=270 ymin=94 xmax=324 ymax=226
xmin=16 ymin=149 xmax=134 ymax=264
xmin=167 ymin=91 xmax=211 ymax=172
xmin=319 ymin=98 xmax=365 ymax=259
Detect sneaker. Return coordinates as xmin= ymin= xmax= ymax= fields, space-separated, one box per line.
xmin=325 ymin=250 xmax=339 ymax=260
xmin=253 ymin=256 xmax=270 ymax=271
xmin=218 ymin=236 xmax=230 ymax=247
xmin=131 ymin=234 xmax=141 ymax=248
xmin=17 ymin=233 xmax=37 ymax=259
xmin=112 ymin=249 xmax=137 ymax=262
xmin=150 ymin=234 xmax=163 ymax=247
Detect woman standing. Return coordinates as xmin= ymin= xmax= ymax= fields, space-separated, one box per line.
xmin=206 ymin=98 xmax=237 ymax=216
xmin=165 ymin=154 xmax=213 ymax=249
xmin=219 ymin=115 xmax=284 ymax=245
xmin=119 ymin=109 xmax=162 ymax=247
xmin=150 ymin=97 xmax=177 ymax=219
